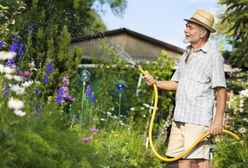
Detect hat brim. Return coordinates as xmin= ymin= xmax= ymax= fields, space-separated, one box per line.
xmin=184 ymin=18 xmax=216 ymax=33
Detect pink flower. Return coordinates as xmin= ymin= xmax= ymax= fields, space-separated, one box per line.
xmin=82 ymin=137 xmax=91 ymax=143
xmin=89 ymin=128 xmax=99 ymax=134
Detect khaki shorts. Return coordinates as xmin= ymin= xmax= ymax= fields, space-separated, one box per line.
xmin=166 ymin=121 xmax=211 ymax=160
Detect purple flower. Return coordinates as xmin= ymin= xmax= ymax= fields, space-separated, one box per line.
xmin=0 ymin=41 xmax=3 ymax=50
xmin=35 ymin=87 xmax=41 ymax=97
xmin=91 ymin=92 xmax=96 ymax=103
xmin=63 ymin=87 xmax=75 ymax=101
xmin=55 ymin=85 xmax=74 ymax=104
xmin=12 ymin=35 xmax=21 ymax=43
xmin=43 ymin=73 xmax=49 ymax=84
xmin=36 ymin=103 xmax=41 ymax=114
xmin=26 ymin=24 xmax=34 ymax=32
xmin=63 ymin=77 xmax=70 ymax=87
xmin=19 ymin=71 xmax=33 ymax=77
xmin=17 ymin=43 xmax=25 ymax=59
xmin=82 ymin=137 xmax=91 ymax=143
xmin=55 ymin=87 xmax=64 ymax=104
xmin=3 ymin=83 xmax=10 ymax=97
xmin=89 ymin=128 xmax=99 ymax=134
xmin=4 ymin=59 xmax=15 ymax=67
xmin=85 ymin=85 xmax=92 ymax=97
xmin=7 ymin=35 xmax=25 ymax=60
xmin=45 ymin=62 xmax=53 ymax=74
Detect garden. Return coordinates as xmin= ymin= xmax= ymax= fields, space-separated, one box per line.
xmin=0 ymin=0 xmax=248 ymax=168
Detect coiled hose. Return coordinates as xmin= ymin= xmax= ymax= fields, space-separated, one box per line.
xmin=138 ymin=66 xmax=241 ymax=162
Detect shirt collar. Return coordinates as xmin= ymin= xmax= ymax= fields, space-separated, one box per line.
xmin=185 ymin=41 xmax=211 ymax=54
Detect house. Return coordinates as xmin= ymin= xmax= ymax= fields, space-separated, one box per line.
xmin=71 ymin=27 xmax=238 ymax=73
xmin=71 ymin=28 xmax=184 ymax=65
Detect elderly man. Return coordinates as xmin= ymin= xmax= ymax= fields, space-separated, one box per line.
xmin=145 ymin=9 xmax=226 ymax=168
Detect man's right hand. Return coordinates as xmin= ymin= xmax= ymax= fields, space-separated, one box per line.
xmin=144 ymin=74 xmax=156 ymax=86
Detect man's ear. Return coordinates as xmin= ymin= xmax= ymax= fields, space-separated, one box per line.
xmin=200 ymin=29 xmax=207 ymax=38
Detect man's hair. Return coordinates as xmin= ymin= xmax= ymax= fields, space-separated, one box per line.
xmin=199 ymin=25 xmax=210 ymax=40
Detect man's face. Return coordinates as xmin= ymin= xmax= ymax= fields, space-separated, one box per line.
xmin=183 ymin=22 xmax=202 ymax=44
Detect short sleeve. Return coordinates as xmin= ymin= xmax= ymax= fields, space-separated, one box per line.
xmin=171 ymin=69 xmax=179 ymax=82
xmin=211 ymin=54 xmax=226 ymax=88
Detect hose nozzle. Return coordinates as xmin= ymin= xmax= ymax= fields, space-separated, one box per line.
xmin=134 ymin=64 xmax=149 ymax=76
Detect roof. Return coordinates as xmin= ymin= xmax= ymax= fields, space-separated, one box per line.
xmin=71 ymin=27 xmax=184 ymax=54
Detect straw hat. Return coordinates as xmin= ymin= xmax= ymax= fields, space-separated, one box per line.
xmin=184 ymin=9 xmax=216 ymax=33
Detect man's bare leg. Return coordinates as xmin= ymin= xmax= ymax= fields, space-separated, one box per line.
xmin=196 ymin=159 xmax=212 ymax=168
xmin=178 ymin=159 xmax=191 ymax=168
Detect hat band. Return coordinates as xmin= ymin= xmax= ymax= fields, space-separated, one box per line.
xmin=190 ymin=17 xmax=213 ymax=31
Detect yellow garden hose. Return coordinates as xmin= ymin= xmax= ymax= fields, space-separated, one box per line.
xmin=138 ymin=66 xmax=241 ymax=162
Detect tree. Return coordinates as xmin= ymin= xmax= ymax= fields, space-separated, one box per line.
xmin=0 ymin=0 xmax=128 ymax=100
xmin=217 ymin=0 xmax=248 ymax=69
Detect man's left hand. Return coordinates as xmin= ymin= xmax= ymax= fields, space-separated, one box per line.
xmin=209 ymin=120 xmax=223 ymax=135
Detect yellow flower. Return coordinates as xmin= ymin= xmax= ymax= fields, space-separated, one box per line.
xmin=0 ymin=51 xmax=17 ymax=60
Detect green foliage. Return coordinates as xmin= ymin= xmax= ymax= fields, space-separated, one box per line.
xmin=218 ymin=0 xmax=248 ymax=68
xmin=83 ymin=46 xmax=175 ymax=131
xmin=0 ymin=0 xmax=26 ymax=40
xmin=88 ymin=125 xmax=164 ymax=168
xmin=0 ymin=103 xmax=105 ymax=168
xmin=213 ymin=135 xmax=248 ymax=168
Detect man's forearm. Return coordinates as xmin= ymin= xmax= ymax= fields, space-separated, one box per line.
xmin=214 ymin=87 xmax=227 ymax=123
xmin=155 ymin=80 xmax=177 ymax=91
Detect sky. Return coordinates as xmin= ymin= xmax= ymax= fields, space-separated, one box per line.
xmin=97 ymin=0 xmax=224 ymax=49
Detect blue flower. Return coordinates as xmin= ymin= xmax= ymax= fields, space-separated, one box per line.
xmin=8 ymin=43 xmax=19 ymax=52
xmin=17 ymin=43 xmax=25 ymax=59
xmin=91 ymin=92 xmax=96 ymax=103
xmin=55 ymin=87 xmax=64 ymax=104
xmin=43 ymin=73 xmax=50 ymax=84
xmin=85 ymin=85 xmax=92 ymax=97
xmin=0 ymin=41 xmax=3 ymax=50
xmin=36 ymin=103 xmax=41 ymax=114
xmin=45 ymin=62 xmax=53 ymax=74
xmin=12 ymin=35 xmax=21 ymax=43
xmin=4 ymin=59 xmax=15 ymax=67
xmin=54 ymin=79 xmax=75 ymax=104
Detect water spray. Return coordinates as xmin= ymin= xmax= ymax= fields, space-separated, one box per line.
xmin=112 ymin=44 xmax=241 ymax=162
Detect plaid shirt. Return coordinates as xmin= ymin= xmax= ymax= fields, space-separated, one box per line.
xmin=171 ymin=41 xmax=226 ymax=126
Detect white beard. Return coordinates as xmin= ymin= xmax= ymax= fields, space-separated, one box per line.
xmin=183 ymin=33 xmax=200 ymax=44
xmin=183 ymin=38 xmax=190 ymax=44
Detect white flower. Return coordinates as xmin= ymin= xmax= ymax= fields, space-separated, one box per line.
xmin=239 ymin=89 xmax=248 ymax=98
xmin=0 ymin=51 xmax=17 ymax=60
xmin=14 ymin=109 xmax=26 ymax=117
xmin=21 ymin=81 xmax=33 ymax=88
xmin=4 ymin=66 xmax=16 ymax=74
xmin=143 ymin=103 xmax=150 ymax=108
xmin=238 ymin=127 xmax=246 ymax=134
xmin=4 ymin=74 xmax=13 ymax=80
xmin=0 ymin=64 xmax=4 ymax=73
xmin=10 ymin=84 xmax=25 ymax=95
xmin=242 ymin=118 xmax=248 ymax=123
xmin=106 ymin=112 xmax=112 ymax=116
xmin=130 ymin=107 xmax=135 ymax=111
xmin=7 ymin=97 xmax=24 ymax=110
xmin=13 ymin=75 xmax=23 ymax=82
